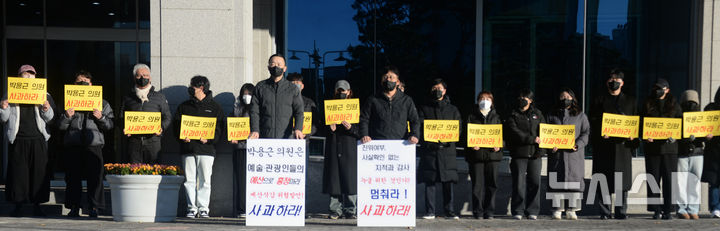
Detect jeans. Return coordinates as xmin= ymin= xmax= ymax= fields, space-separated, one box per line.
xmin=183 ymin=154 xmax=215 ymax=213
xmin=677 ymin=155 xmax=703 ymax=215
xmin=329 ymin=194 xmax=357 ymax=216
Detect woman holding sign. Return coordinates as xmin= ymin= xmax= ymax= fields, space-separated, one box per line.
xmin=465 ymin=91 xmax=503 ymax=220
xmin=545 ymin=88 xmax=589 ymax=220
xmin=676 ymin=90 xmax=706 ymax=219
xmin=703 ymin=86 xmax=720 ymax=218
xmin=322 ymin=80 xmax=359 ymax=219
xmin=505 ymin=88 xmax=545 ymax=220
xmin=417 ymin=78 xmax=462 ymax=220
xmin=641 ymin=78 xmax=682 ymax=220
xmin=230 ymin=83 xmax=255 ymax=218
xmin=174 ymin=76 xmax=225 ymax=219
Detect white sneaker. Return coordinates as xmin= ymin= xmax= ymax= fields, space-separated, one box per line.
xmin=513 ymin=215 xmax=523 ymax=220
xmin=566 ymin=211 xmax=578 ymax=220
xmin=527 ymin=215 xmax=538 ymax=220
xmin=198 ymin=211 xmax=210 ymax=218
xmin=712 ymin=210 xmax=720 ymax=218
xmin=552 ymin=211 xmax=562 ymax=220
xmin=186 ymin=211 xmax=197 ymax=218
xmin=422 ymin=214 xmax=436 ymax=220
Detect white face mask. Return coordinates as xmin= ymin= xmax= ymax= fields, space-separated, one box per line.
xmin=242 ymin=95 xmax=252 ymax=105
xmin=478 ymin=100 xmax=492 ymax=110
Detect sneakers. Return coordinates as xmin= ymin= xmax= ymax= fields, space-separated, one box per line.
xmin=198 ymin=211 xmax=210 ymax=218
xmin=329 ymin=213 xmax=340 ymax=220
xmin=88 ymin=209 xmax=98 ymax=218
xmin=422 ymin=214 xmax=436 ymax=220
xmin=446 ymin=212 xmax=459 ymax=220
xmin=552 ymin=211 xmax=562 ymax=220
xmin=527 ymin=215 xmax=538 ymax=220
xmin=67 ymin=208 xmax=80 ymax=217
xmin=712 ymin=210 xmax=720 ymax=218
xmin=186 ymin=211 xmax=197 ymax=218
xmin=566 ymin=211 xmax=578 ymax=220
xmin=513 ymin=215 xmax=523 ymax=220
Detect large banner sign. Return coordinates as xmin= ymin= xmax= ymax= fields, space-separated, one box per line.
xmin=246 ymin=139 xmax=306 ymax=226
xmin=357 ymin=140 xmax=416 ymax=227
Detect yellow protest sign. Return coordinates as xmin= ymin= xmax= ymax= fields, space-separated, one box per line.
xmin=227 ymin=117 xmax=250 ymax=141
xmin=124 ymin=111 xmax=162 ymax=135
xmin=423 ymin=120 xmax=460 ymax=143
xmin=7 ymin=77 xmax=46 ymax=104
xmin=324 ymin=98 xmax=360 ymax=124
xmin=467 ymin=123 xmax=503 ymax=148
xmin=179 ymin=115 xmax=217 ymax=140
xmin=539 ymin=123 xmax=576 ymax=149
xmin=302 ymin=112 xmax=312 ymax=134
xmin=642 ymin=117 xmax=681 ymax=140
xmin=683 ymin=110 xmax=720 ymax=138
xmin=601 ymin=113 xmax=640 ymax=138
xmin=64 ymin=85 xmax=102 ymax=111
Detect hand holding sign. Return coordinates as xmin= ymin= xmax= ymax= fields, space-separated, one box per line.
xmin=324 ymin=99 xmax=360 ymax=125
xmin=179 ymin=115 xmax=217 ymax=140
xmin=601 ymin=113 xmax=640 ymax=139
xmin=642 ymin=117 xmax=681 ymax=140
xmin=64 ymin=85 xmax=103 ymax=111
xmin=7 ymin=77 xmax=47 ymax=105
xmin=539 ymin=123 xmax=575 ymax=150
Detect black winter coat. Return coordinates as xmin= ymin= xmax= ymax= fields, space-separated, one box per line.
xmin=418 ymin=97 xmax=461 ymax=183
xmin=173 ymin=92 xmax=225 ymax=156
xmin=465 ymin=107 xmax=503 ymax=163
xmin=589 ymin=92 xmax=638 ymax=190
xmin=703 ymin=87 xmax=720 ymax=185
xmin=505 ymin=107 xmax=545 ymax=159
xmin=322 ymin=117 xmax=360 ymax=195
xmin=250 ymin=77 xmax=304 ymax=139
xmin=119 ymin=86 xmax=173 ymax=141
xmin=641 ymin=97 xmax=682 ymax=155
xmin=359 ymin=91 xmax=420 ymax=140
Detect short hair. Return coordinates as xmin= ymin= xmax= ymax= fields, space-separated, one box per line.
xmin=190 ymin=75 xmax=211 ymax=92
xmin=518 ymin=88 xmax=535 ymax=100
xmin=287 ymin=72 xmax=303 ymax=82
xmin=75 ymin=70 xmax=93 ymax=80
xmin=610 ymin=68 xmax=624 ymax=79
xmin=431 ymin=78 xmax=447 ymax=89
xmin=477 ymin=91 xmax=494 ymax=104
xmin=383 ymin=65 xmax=400 ymax=78
xmin=268 ymin=53 xmax=286 ymax=63
xmin=133 ymin=63 xmax=150 ymax=76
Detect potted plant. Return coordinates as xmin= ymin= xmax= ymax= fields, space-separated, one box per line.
xmin=104 ymin=163 xmax=185 ymax=222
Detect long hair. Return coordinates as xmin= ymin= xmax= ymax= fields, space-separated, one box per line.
xmin=239 ymin=83 xmax=255 ymax=106
xmin=557 ymin=88 xmax=582 ymax=116
xmin=644 ymin=89 xmax=678 ymax=117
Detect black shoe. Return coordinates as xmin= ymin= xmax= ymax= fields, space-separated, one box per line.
xmin=446 ymin=211 xmax=459 ymax=220
xmin=484 ymin=215 xmax=494 ymax=220
xmin=10 ymin=205 xmax=22 ymax=217
xmin=33 ymin=206 xmax=46 ymax=217
xmin=67 ymin=208 xmax=80 ymax=217
xmin=653 ymin=211 xmax=662 ymax=220
xmin=89 ymin=209 xmax=98 ymax=218
xmin=614 ymin=213 xmax=627 ymax=220
xmin=600 ymin=215 xmax=610 ymax=220
xmin=662 ymin=213 xmax=673 ymax=220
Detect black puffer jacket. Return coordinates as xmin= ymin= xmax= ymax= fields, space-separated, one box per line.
xmin=641 ymin=97 xmax=682 ymax=155
xmin=250 ymin=77 xmax=304 ymax=139
xmin=173 ymin=91 xmax=225 ymax=156
xmin=703 ymin=86 xmax=720 ymax=185
xmin=119 ymin=86 xmax=173 ymax=141
xmin=359 ymin=91 xmax=420 ymax=140
xmin=417 ymin=97 xmax=461 ymax=183
xmin=466 ymin=107 xmax=503 ymax=163
xmin=505 ymin=107 xmax=545 ymax=158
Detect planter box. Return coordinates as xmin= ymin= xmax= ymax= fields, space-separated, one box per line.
xmin=106 ymin=175 xmax=185 ymax=222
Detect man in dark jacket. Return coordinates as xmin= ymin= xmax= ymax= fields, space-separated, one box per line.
xmin=703 ymin=86 xmax=720 ymax=218
xmin=59 ymin=71 xmax=114 ymax=218
xmin=249 ymin=54 xmax=304 ymax=139
xmin=588 ymin=69 xmax=638 ymax=220
xmin=418 ymin=78 xmax=461 ymax=220
xmin=359 ymin=65 xmax=420 ymax=144
xmin=288 ymin=73 xmax=318 ymax=137
xmin=174 ymin=76 xmax=225 ymax=219
xmin=119 ymin=63 xmax=172 ymax=164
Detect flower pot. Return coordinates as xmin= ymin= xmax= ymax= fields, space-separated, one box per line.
xmin=106 ymin=175 xmax=185 ymax=222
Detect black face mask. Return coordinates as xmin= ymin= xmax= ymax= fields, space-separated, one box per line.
xmin=188 ymin=87 xmax=196 ymax=97
xmin=561 ymin=99 xmax=573 ymax=108
xmin=382 ymin=81 xmax=396 ymax=92
xmin=518 ymin=98 xmax=529 ymax=109
xmin=682 ymin=101 xmax=699 ymax=112
xmin=135 ymin=77 xmax=150 ymax=87
xmin=75 ymin=81 xmax=90 ymax=86
xmin=268 ymin=66 xmax=284 ymax=77
xmin=654 ymin=88 xmax=666 ymax=99
xmin=339 ymin=93 xmax=348 ymax=99
xmin=608 ymin=81 xmax=621 ymax=91
xmin=432 ymin=90 xmax=443 ymax=100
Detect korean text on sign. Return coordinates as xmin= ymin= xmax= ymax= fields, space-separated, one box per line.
xmin=124 ymin=111 xmax=162 ymax=134
xmin=682 ymin=110 xmax=720 ymax=138
xmin=467 ymin=123 xmax=503 ymax=148
xmin=179 ymin=115 xmax=216 ymax=140
xmin=357 ymin=140 xmax=416 ymax=227
xmin=324 ymin=98 xmax=360 ymax=125
xmin=539 ymin=123 xmax=576 ymax=150
xmin=7 ymin=77 xmax=46 ymax=104
xmin=302 ymin=112 xmax=312 ymax=135
xmin=600 ymin=113 xmax=640 ymax=138
xmin=642 ymin=117 xmax=681 ymax=140
xmin=423 ymin=120 xmax=460 ymax=143
xmin=64 ymin=85 xmax=103 ymax=111
xmin=246 ymin=139 xmax=306 ymax=226
xmin=227 ymin=117 xmax=251 ymax=141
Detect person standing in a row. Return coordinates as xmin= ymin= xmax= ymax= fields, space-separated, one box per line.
xmin=703 ymin=86 xmax=720 ymax=218
xmin=676 ymin=90 xmax=706 ymax=220
xmin=119 ymin=63 xmax=172 ymax=164
xmin=546 ymin=88 xmax=589 ymax=220
xmin=0 ymin=65 xmax=54 ymax=217
xmin=59 ymin=71 xmax=114 ymax=218
xmin=288 ymin=73 xmax=318 ymax=137
xmin=231 ymin=83 xmax=255 ymax=218
xmin=418 ymin=78 xmax=461 ymax=220
xmin=466 ymin=91 xmax=503 ymax=220
xmin=322 ymin=80 xmax=359 ymax=219
xmin=505 ymin=88 xmax=545 ymax=220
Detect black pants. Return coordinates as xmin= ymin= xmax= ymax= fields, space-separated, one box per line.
xmin=645 ymin=154 xmax=678 ymax=213
xmin=233 ymin=148 xmax=247 ymax=215
xmin=598 ymin=190 xmax=628 ymax=216
xmin=127 ymin=137 xmax=161 ymax=164
xmin=425 ymin=182 xmax=454 ymax=215
xmin=469 ymin=161 xmax=499 ymax=217
xmin=6 ymin=137 xmax=50 ymax=203
xmin=65 ymin=146 xmax=105 ymax=209
xmin=510 ymin=157 xmax=542 ymax=216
